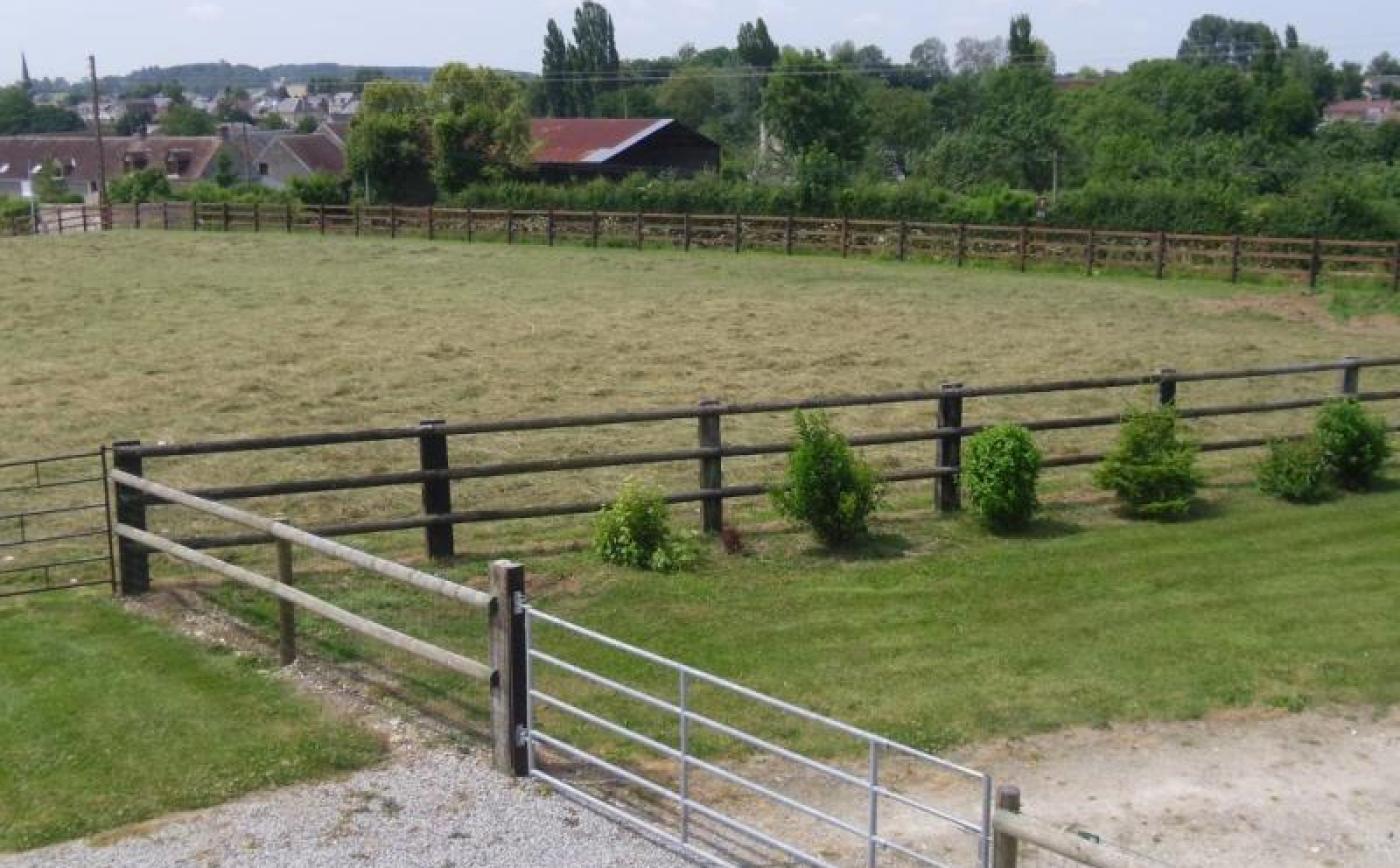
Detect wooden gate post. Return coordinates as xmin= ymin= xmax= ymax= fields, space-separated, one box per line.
xmin=112 ymin=442 xmax=149 ymax=595
xmin=489 ymin=560 xmax=529 ymax=777
xmin=936 ymin=384 xmax=964 ymax=513
xmin=1339 ymin=356 xmax=1361 ymax=396
xmin=1308 ymin=234 xmax=1322 ymax=289
xmin=698 ymin=399 xmax=724 ymax=534
xmin=275 ymin=532 xmax=297 ymax=666
xmin=418 ymin=419 xmax=455 ymax=561
xmin=993 ymin=786 xmax=1021 ymax=868
xmin=1158 ymin=367 xmax=1178 ymax=407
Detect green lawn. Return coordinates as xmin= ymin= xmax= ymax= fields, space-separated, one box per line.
xmin=0 ymin=594 xmax=384 ymax=852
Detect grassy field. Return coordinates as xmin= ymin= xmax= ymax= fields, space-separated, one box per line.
xmin=3 ymin=231 xmax=1398 ymax=765
xmin=0 ymin=593 xmax=383 ymax=852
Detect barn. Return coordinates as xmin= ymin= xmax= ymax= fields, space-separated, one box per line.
xmin=529 ymin=118 xmax=720 ymax=180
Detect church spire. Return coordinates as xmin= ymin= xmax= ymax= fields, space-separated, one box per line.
xmin=20 ymin=52 xmax=30 ymax=90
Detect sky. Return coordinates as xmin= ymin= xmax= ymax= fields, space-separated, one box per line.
xmin=12 ymin=0 xmax=1399 ymax=84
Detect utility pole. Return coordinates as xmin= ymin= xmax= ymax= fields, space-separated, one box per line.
xmin=88 ymin=55 xmax=109 ymax=225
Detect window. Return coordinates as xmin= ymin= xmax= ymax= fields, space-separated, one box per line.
xmin=258 ymin=162 xmax=269 ymax=176
xmin=89 ymin=181 xmax=98 ymax=193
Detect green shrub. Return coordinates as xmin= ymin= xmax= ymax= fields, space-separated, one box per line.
xmin=1315 ymin=399 xmax=1391 ymax=490
xmin=593 ymin=482 xmax=695 ymax=572
xmin=963 ymin=424 xmax=1042 ymax=530
xmin=772 ymin=411 xmax=881 ymax=547
xmin=1257 ymin=438 xmax=1332 ymax=503
xmin=1094 ymin=407 xmax=1202 ymax=519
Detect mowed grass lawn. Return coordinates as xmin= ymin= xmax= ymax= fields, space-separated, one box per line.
xmin=0 ymin=594 xmax=383 ymax=852
xmin=3 ymin=232 xmax=1398 ymax=763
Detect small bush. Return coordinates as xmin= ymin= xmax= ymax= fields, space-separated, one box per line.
xmin=963 ymin=424 xmax=1041 ymax=530
xmin=593 ymin=482 xmax=695 ymax=572
xmin=1315 ymin=399 xmax=1391 ymax=490
xmin=772 ymin=411 xmax=881 ymax=547
xmin=1094 ymin=407 xmax=1202 ymax=519
xmin=1257 ymin=438 xmax=1332 ymax=503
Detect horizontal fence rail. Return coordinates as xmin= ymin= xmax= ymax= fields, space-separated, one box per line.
xmin=108 ymin=355 xmax=1400 ymax=560
xmin=525 ymin=605 xmax=993 ymax=867
xmin=22 ymin=201 xmax=1400 ymax=291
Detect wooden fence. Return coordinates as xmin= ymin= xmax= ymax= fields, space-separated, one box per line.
xmin=9 ymin=201 xmax=1398 ymax=290
xmin=110 ymin=355 xmax=1400 ymax=568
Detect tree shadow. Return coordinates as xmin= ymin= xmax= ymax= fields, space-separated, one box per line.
xmin=987 ymin=515 xmax=1083 ymax=540
xmin=814 ymin=531 xmax=913 ymax=562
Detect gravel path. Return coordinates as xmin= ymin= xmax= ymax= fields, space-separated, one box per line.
xmin=5 ymin=747 xmax=694 ymax=868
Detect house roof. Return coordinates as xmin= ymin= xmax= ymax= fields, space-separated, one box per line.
xmin=0 ymin=136 xmax=223 ymax=182
xmin=1323 ymin=99 xmax=1396 ymax=120
xmin=277 ymin=133 xmax=346 ymax=175
xmin=529 ymin=118 xmax=675 ymax=165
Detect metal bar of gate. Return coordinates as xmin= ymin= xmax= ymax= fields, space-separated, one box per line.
xmin=523 ymin=606 xmax=990 ymax=868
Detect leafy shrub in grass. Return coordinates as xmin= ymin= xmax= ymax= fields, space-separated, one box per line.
xmin=1257 ymin=438 xmax=1332 ymax=503
xmin=1315 ymin=399 xmax=1391 ymax=491
xmin=593 ymin=482 xmax=695 ymax=572
xmin=963 ymin=424 xmax=1041 ymax=530
xmin=772 ymin=411 xmax=882 ymax=547
xmin=1094 ymin=407 xmax=1202 ymax=519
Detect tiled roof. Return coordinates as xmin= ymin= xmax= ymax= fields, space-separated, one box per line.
xmin=529 ymin=118 xmax=673 ymax=165
xmin=0 ymin=136 xmax=222 ymax=182
xmin=279 ymin=134 xmax=346 ymax=174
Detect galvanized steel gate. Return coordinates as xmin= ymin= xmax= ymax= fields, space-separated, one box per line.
xmin=0 ymin=450 xmax=115 ymax=597
xmin=523 ymin=605 xmax=993 ymax=867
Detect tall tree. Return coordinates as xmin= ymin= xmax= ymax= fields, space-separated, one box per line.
xmin=542 ymin=19 xmax=572 ymax=116
xmin=427 ymin=63 xmax=532 ymax=192
xmin=909 ymin=38 xmax=952 ymax=83
xmin=1008 ymin=15 xmax=1035 ymax=64
xmin=762 ymin=49 xmax=866 ymax=164
xmin=1177 ymin=15 xmax=1277 ymax=69
xmin=571 ymin=1 xmax=620 ymax=115
xmin=347 ymin=79 xmax=433 ymax=203
xmin=954 ymin=37 xmax=1006 ymax=75
xmin=736 ymin=18 xmax=779 ymax=71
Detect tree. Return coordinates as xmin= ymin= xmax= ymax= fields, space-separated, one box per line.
xmin=426 ymin=63 xmax=532 ymax=192
xmin=657 ymin=66 xmax=717 ymax=130
xmin=116 ymin=109 xmax=153 ymax=136
xmin=1008 ymin=15 xmax=1035 ymax=64
xmin=33 ymin=160 xmax=75 ymax=202
xmin=107 ymin=168 xmax=173 ymax=203
xmin=954 ymin=37 xmax=1006 ymax=75
xmin=1284 ymin=25 xmax=1299 ymax=51
xmin=161 ymin=103 xmax=216 ymax=135
xmin=1178 ymin=15 xmax=1277 ymax=69
xmin=762 ymin=49 xmax=866 ymax=164
xmin=214 ymin=152 xmax=237 ymax=188
xmin=295 ymin=116 xmax=319 ymax=133
xmin=347 ymin=80 xmax=433 ymax=203
xmin=287 ymin=171 xmax=349 ymax=205
xmin=1368 ymin=52 xmax=1400 ymax=76
xmin=1338 ymin=62 xmax=1365 ymax=100
xmin=736 ymin=18 xmax=779 ymax=71
xmin=542 ymin=19 xmax=573 ymax=116
xmin=571 ymin=1 xmax=621 ymax=115
xmin=867 ymin=85 xmax=938 ymax=175
xmin=1261 ymin=81 xmax=1318 ymax=140
xmin=909 ymin=38 xmax=952 ymax=83
xmin=257 ymin=112 xmax=288 ymax=130
xmin=0 ymin=85 xmax=84 ymax=134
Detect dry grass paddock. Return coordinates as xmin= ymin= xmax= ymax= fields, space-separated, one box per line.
xmin=2 ymin=230 xmax=1398 ymax=554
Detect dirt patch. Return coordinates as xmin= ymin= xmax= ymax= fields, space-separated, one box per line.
xmin=1195 ymin=293 xmax=1400 ymax=335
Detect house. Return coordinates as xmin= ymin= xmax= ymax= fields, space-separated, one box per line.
xmin=275 ymin=97 xmax=321 ymax=126
xmin=528 ymin=118 xmax=720 ymax=179
xmin=1322 ymin=99 xmax=1397 ymax=125
xmin=1364 ymin=75 xmax=1400 ymax=99
xmin=0 ymin=136 xmax=225 ymax=200
xmin=251 ymin=132 xmax=346 ymax=188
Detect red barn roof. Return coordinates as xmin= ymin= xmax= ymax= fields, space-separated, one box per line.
xmin=529 ymin=118 xmax=674 ymax=165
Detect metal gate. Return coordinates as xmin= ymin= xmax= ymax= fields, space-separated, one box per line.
xmin=523 ymin=606 xmax=992 ymax=867
xmin=0 ymin=450 xmax=115 ymax=597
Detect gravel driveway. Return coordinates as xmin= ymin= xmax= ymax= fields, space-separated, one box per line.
xmin=5 ymin=747 xmax=694 ymax=868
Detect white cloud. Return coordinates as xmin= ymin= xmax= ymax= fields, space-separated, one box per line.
xmin=185 ymin=2 xmax=224 ymax=22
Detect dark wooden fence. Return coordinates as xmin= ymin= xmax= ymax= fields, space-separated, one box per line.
xmin=110 ymin=355 xmax=1400 ymax=574
xmin=12 ymin=201 xmax=1399 ymax=290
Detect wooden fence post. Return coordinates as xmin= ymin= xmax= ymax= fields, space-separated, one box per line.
xmin=1158 ymin=367 xmax=1177 ymax=407
xmin=955 ymin=223 xmax=967 ymax=267
xmin=112 ymin=441 xmax=149 ymax=595
xmin=506 ymin=209 xmax=515 ymax=244
xmin=389 ymin=204 xmax=398 ymax=239
xmin=253 ymin=202 xmax=261 ymax=233
xmin=133 ymin=202 xmax=141 ymax=230
xmin=993 ymin=786 xmax=1021 ymax=868
xmin=1391 ymin=241 xmax=1399 ymax=294
xmin=1018 ymin=225 xmax=1029 ymax=272
xmin=418 ymin=419 xmax=455 ymax=561
xmin=1339 ymin=356 xmax=1361 ymax=396
xmin=427 ymin=205 xmax=435 ymax=241
xmin=698 ymin=399 xmax=723 ymax=534
xmin=354 ymin=203 xmax=362 ymax=237
xmin=222 ymin=202 xmax=230 ymax=232
xmin=56 ymin=206 xmax=63 ymax=235
xmin=1084 ymin=227 xmax=1096 ymax=276
xmin=840 ymin=216 xmax=850 ymax=258
xmin=936 ymin=384 xmax=964 ymax=513
xmin=1154 ymin=230 xmax=1167 ymax=280
xmin=897 ymin=220 xmax=908 ymax=261
xmin=1229 ymin=234 xmax=1241 ymax=283
xmin=489 ymin=560 xmax=529 ymax=777
xmin=318 ymin=205 xmax=326 ymax=235
xmin=162 ymin=201 xmax=169 ymax=231
xmin=590 ymin=210 xmax=600 ymax=248
xmin=785 ymin=214 xmax=795 ymax=255
xmin=275 ymin=533 xmax=297 ymax=666
xmin=467 ymin=207 xmax=475 ymax=243
xmin=193 ymin=201 xmax=202 ymax=232
xmin=81 ymin=205 xmax=89 ymax=233
xmin=733 ymin=212 xmax=741 ymax=253
xmin=682 ymin=212 xmax=691 ymax=252
xmin=1309 ymin=234 xmax=1322 ymax=289
xmin=284 ymin=202 xmax=292 ymax=233
xmin=547 ymin=209 xmax=555 ymax=246
xmin=636 ymin=210 xmax=645 ymax=250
